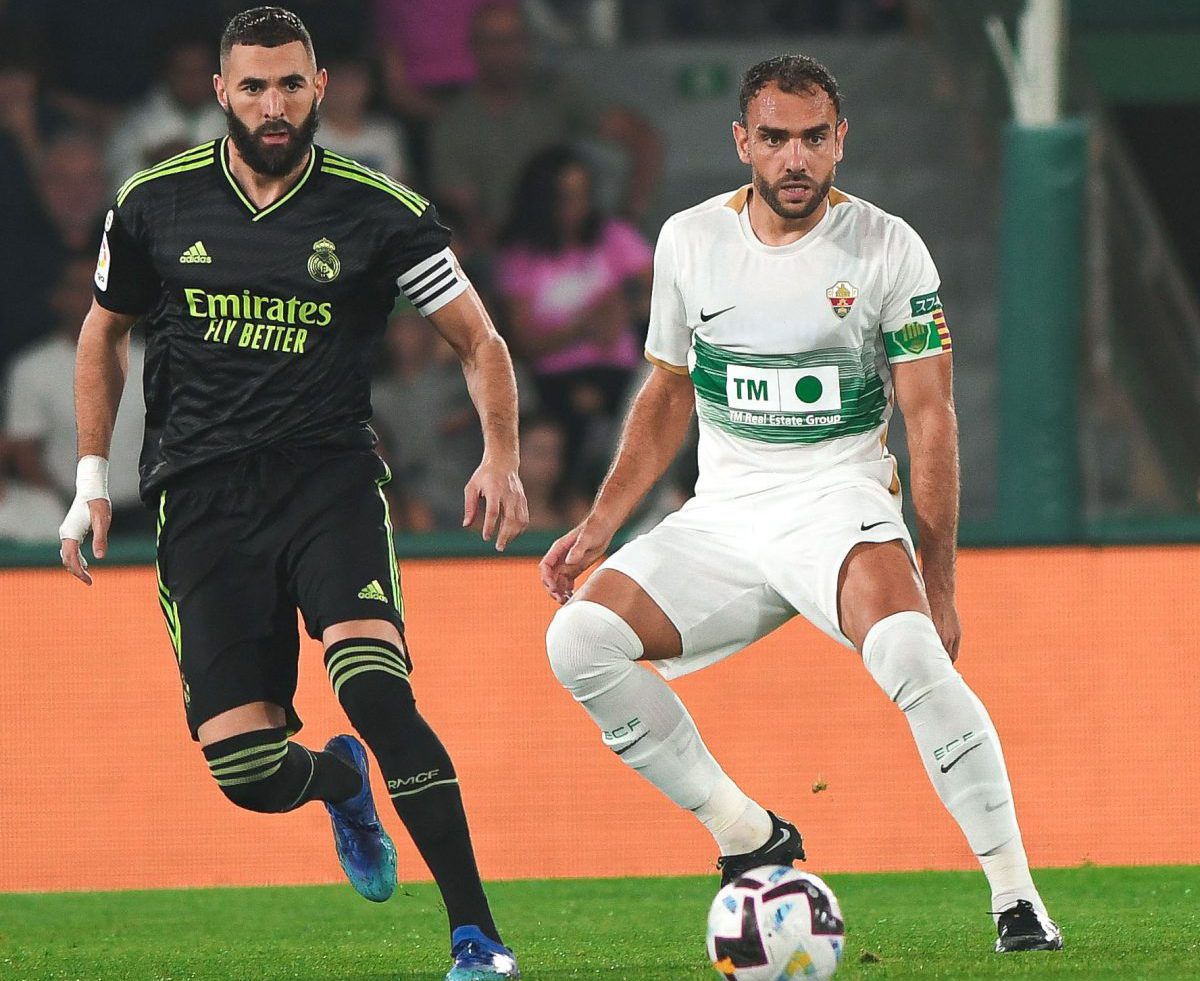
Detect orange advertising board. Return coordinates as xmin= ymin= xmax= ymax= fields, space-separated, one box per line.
xmin=1 ymin=546 xmax=1196 ymax=892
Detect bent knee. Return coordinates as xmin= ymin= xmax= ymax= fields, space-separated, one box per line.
xmin=546 ymin=600 xmax=643 ymax=696
xmin=861 ymin=611 xmax=956 ymax=709
xmin=216 ymin=775 xmax=294 ymax=813
xmin=203 ymin=728 xmax=301 ymax=814
xmin=325 ymin=637 xmax=416 ymax=723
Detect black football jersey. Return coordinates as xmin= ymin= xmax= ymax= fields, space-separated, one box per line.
xmin=94 ymin=138 xmax=468 ymax=500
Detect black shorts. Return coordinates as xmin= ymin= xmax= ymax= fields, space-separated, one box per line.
xmin=154 ymin=447 xmax=407 ymax=740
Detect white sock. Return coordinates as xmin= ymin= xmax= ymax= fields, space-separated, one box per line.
xmin=694 ymin=774 xmax=774 ymax=855
xmin=862 ymin=612 xmax=1045 ymax=917
xmin=547 ymin=600 xmax=771 ymax=855
xmin=980 ymin=836 xmax=1043 ymax=921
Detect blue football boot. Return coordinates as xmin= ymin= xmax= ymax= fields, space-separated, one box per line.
xmin=323 ymin=734 xmax=397 ymax=902
xmin=445 ymin=926 xmax=521 ymax=980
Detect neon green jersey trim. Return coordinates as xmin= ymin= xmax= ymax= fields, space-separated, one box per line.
xmin=117 ymin=152 xmax=216 ymax=207
xmin=116 ymin=142 xmax=217 ymax=202
xmin=219 ymin=137 xmax=316 ymax=220
xmin=320 ymin=165 xmax=427 ymax=216
xmin=321 ymin=151 xmax=428 ymax=209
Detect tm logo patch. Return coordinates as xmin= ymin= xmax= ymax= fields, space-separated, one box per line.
xmin=726 ymin=364 xmax=842 ymax=412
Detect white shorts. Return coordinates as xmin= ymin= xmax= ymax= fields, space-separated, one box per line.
xmin=601 ymin=467 xmax=917 ymax=679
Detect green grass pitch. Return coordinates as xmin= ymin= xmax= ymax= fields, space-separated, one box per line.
xmin=2 ymin=866 xmax=1196 ymax=979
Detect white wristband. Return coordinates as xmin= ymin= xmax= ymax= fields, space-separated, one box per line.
xmin=58 ymin=456 xmax=110 ymax=545
xmin=76 ymin=455 xmax=110 ymax=503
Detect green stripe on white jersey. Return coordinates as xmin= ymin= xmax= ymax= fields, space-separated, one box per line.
xmin=690 ymin=335 xmax=888 ymax=444
xmin=642 ymin=185 xmax=946 ymax=494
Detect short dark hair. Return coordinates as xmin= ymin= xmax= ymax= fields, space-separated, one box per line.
xmin=738 ymin=55 xmax=842 ymax=124
xmin=220 ymin=7 xmax=315 ymax=68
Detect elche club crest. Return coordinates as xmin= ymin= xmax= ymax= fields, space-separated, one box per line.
xmin=307 ymin=237 xmax=340 ymax=283
xmin=825 ymin=280 xmax=858 ymax=319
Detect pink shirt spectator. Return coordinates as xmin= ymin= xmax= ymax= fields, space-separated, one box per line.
xmin=374 ymin=0 xmax=511 ymax=89
xmin=497 ymin=219 xmax=653 ymax=376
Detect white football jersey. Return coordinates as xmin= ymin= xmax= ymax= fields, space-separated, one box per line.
xmin=645 ymin=185 xmax=951 ymax=498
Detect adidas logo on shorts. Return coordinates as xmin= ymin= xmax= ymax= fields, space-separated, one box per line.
xmin=358 ymin=580 xmax=388 ymax=602
xmin=179 ymin=241 xmax=212 ymax=264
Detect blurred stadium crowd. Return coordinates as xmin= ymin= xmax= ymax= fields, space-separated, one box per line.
xmin=0 ymin=0 xmax=907 ymax=541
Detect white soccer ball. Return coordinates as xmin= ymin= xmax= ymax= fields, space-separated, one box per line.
xmin=706 ymin=866 xmax=845 ymax=981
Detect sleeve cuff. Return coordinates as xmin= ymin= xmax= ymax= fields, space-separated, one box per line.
xmin=644 ymin=351 xmax=689 ymax=376
xmin=92 ymin=291 xmax=150 ymax=317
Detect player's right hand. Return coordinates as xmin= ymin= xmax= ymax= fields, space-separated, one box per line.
xmin=59 ymin=498 xmax=112 ymax=586
xmin=59 ymin=456 xmax=112 ymax=586
xmin=539 ymin=518 xmax=614 ymax=605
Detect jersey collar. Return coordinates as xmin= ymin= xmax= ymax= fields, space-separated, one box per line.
xmin=219 ymin=137 xmax=318 ymax=221
xmin=733 ymin=184 xmax=840 ymax=256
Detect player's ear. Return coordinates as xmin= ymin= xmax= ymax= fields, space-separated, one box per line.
xmin=733 ymin=121 xmax=751 ymax=165
xmin=213 ymin=73 xmax=228 ymax=111
xmin=314 ymin=67 xmax=328 ymax=104
xmin=834 ymin=116 xmax=848 ymax=162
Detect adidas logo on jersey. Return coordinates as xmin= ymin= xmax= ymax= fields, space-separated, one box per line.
xmin=179 ymin=241 xmax=212 ymax=264
xmin=358 ymin=580 xmax=388 ymax=602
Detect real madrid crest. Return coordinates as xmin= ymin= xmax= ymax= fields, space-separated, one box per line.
xmin=307 ymin=237 xmax=340 ymax=283
xmin=825 ymin=280 xmax=858 ymax=319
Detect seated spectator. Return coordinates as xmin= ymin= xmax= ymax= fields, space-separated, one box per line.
xmin=38 ymin=129 xmax=110 ymax=256
xmin=0 ymin=30 xmax=72 ymax=169
xmin=0 ymin=33 xmax=73 ymax=364
xmin=377 ymin=0 xmax=498 ymax=100
xmin=435 ymin=198 xmax=501 ymax=315
xmin=495 ymin=145 xmax=652 ymax=490
xmin=5 ymin=254 xmax=150 ymax=533
xmin=5 ymin=0 xmax=191 ymax=133
xmin=6 ymin=129 xmax=111 ymax=367
xmin=370 ymin=308 xmax=485 ymax=531
xmin=0 ymin=465 xmax=65 ymax=543
xmin=430 ymin=3 xmax=660 ymax=239
xmin=106 ymin=25 xmax=226 ymax=190
xmin=319 ymin=50 xmax=409 ymax=180
xmin=518 ymin=413 xmax=588 ymax=531
xmin=374 ymin=0 xmax=507 ymax=184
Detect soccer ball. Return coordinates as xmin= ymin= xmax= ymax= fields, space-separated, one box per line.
xmin=706 ymin=866 xmax=845 ymax=981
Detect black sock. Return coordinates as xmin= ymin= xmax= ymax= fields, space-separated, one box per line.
xmin=203 ymin=727 xmax=361 ymax=812
xmin=382 ymin=716 xmax=499 ymax=943
xmin=326 ymin=638 xmax=501 ymax=942
xmin=310 ymin=746 xmax=364 ymax=805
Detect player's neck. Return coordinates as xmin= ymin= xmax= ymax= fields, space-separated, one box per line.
xmin=226 ymin=141 xmax=313 ymax=210
xmin=745 ymin=188 xmax=828 ymax=247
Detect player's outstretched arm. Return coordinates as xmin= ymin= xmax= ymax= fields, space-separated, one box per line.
xmin=893 ymin=352 xmax=961 ymax=659
xmin=540 ymin=365 xmax=694 ymax=603
xmin=427 ymin=287 xmax=529 ymax=551
xmin=60 ymin=300 xmax=138 ymax=585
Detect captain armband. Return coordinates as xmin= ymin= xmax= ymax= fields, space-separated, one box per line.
xmin=397 ymin=248 xmax=471 ymax=317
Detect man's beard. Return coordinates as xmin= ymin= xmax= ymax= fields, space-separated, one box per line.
xmin=225 ymin=98 xmax=319 ymax=177
xmin=753 ymin=167 xmax=834 ymax=221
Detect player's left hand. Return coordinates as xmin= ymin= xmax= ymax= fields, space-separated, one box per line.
xmin=463 ymin=457 xmax=528 ymax=551
xmin=928 ymin=590 xmax=962 ymax=661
